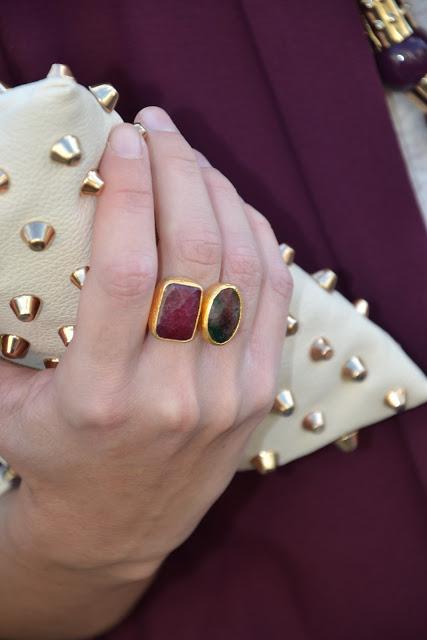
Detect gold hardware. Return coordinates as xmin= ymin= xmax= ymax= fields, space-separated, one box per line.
xmin=134 ymin=122 xmax=148 ymax=138
xmin=312 ymin=269 xmax=337 ymax=292
xmin=43 ymin=357 xmax=60 ymax=369
xmin=46 ymin=63 xmax=74 ymax=79
xmin=279 ymin=243 xmax=295 ymax=266
xmin=81 ymin=169 xmax=104 ymax=195
xmin=21 ymin=221 xmax=55 ymax=251
xmin=384 ymin=387 xmax=407 ymax=412
xmin=286 ymin=314 xmax=298 ymax=336
xmin=9 ymin=295 xmax=41 ymax=322
xmin=335 ymin=431 xmax=359 ymax=453
xmin=302 ymin=411 xmax=325 ymax=433
xmin=88 ymin=84 xmax=119 ymax=112
xmin=58 ymin=325 xmax=75 ymax=346
xmin=273 ymin=389 xmax=295 ymax=416
xmin=70 ymin=266 xmax=89 ymax=290
xmin=342 ymin=356 xmax=368 ymax=381
xmin=0 ymin=169 xmax=9 ymax=192
xmin=310 ymin=337 xmax=334 ymax=361
xmin=353 ymin=298 xmax=370 ymax=317
xmin=0 ymin=335 xmax=30 ymax=359
xmin=250 ymin=450 xmax=279 ymax=474
xmin=50 ymin=134 xmax=81 ymax=165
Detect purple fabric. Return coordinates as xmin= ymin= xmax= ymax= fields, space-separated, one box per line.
xmin=1 ymin=1 xmax=427 ymax=638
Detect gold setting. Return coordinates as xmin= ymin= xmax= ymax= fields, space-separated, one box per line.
xmin=200 ymin=283 xmax=242 ymax=345
xmin=286 ymin=314 xmax=298 ymax=336
xmin=361 ymin=0 xmax=413 ymax=48
xmin=0 ymin=169 xmax=9 ymax=192
xmin=312 ymin=269 xmax=337 ymax=292
xmin=353 ymin=298 xmax=370 ymax=317
xmin=273 ymin=389 xmax=295 ymax=416
xmin=70 ymin=266 xmax=89 ymax=290
xmin=302 ymin=411 xmax=325 ymax=433
xmin=21 ymin=221 xmax=55 ymax=251
xmin=9 ymin=295 xmax=41 ymax=322
xmin=342 ymin=356 xmax=368 ymax=381
xmin=46 ymin=63 xmax=74 ymax=79
xmin=250 ymin=450 xmax=279 ymax=474
xmin=81 ymin=169 xmax=104 ymax=195
xmin=50 ymin=134 xmax=81 ymax=165
xmin=310 ymin=337 xmax=334 ymax=361
xmin=384 ymin=387 xmax=407 ymax=412
xmin=44 ymin=357 xmax=60 ymax=369
xmin=148 ymin=278 xmax=203 ymax=342
xmin=279 ymin=243 xmax=295 ymax=266
xmin=335 ymin=431 xmax=359 ymax=453
xmin=0 ymin=334 xmax=30 ymax=359
xmin=88 ymin=84 xmax=119 ymax=112
xmin=58 ymin=325 xmax=75 ymax=346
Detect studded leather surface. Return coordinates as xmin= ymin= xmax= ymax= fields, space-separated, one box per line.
xmin=0 ymin=76 xmax=426 ymax=486
xmin=0 ymin=76 xmax=122 ymax=369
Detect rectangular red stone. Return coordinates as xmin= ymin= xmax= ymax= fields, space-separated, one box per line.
xmin=155 ymin=282 xmax=202 ymax=341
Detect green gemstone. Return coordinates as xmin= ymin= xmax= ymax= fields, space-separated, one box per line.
xmin=207 ymin=287 xmax=241 ymax=344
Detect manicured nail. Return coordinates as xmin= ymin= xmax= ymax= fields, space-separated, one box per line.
xmin=194 ymin=150 xmax=212 ymax=167
xmin=109 ymin=123 xmax=143 ymax=158
xmin=141 ymin=107 xmax=178 ymax=132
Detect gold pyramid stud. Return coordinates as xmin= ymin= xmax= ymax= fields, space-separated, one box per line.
xmin=302 ymin=410 xmax=325 ymax=433
xmin=70 ymin=266 xmax=90 ymax=289
xmin=47 ymin=63 xmax=74 ymax=79
xmin=250 ymin=450 xmax=279 ymax=474
xmin=279 ymin=243 xmax=295 ymax=266
xmin=9 ymin=295 xmax=41 ymax=322
xmin=0 ymin=334 xmax=30 ymax=359
xmin=353 ymin=298 xmax=369 ymax=317
xmin=0 ymin=81 xmax=10 ymax=94
xmin=43 ymin=357 xmax=60 ymax=369
xmin=310 ymin=337 xmax=334 ymax=361
xmin=335 ymin=431 xmax=359 ymax=453
xmin=133 ymin=122 xmax=148 ymax=138
xmin=273 ymin=389 xmax=295 ymax=416
xmin=58 ymin=325 xmax=75 ymax=346
xmin=88 ymin=84 xmax=119 ymax=112
xmin=21 ymin=221 xmax=55 ymax=251
xmin=342 ymin=356 xmax=368 ymax=381
xmin=384 ymin=387 xmax=407 ymax=412
xmin=0 ymin=169 xmax=9 ymax=192
xmin=312 ymin=269 xmax=337 ymax=292
xmin=81 ymin=169 xmax=104 ymax=195
xmin=286 ymin=314 xmax=298 ymax=336
xmin=50 ymin=134 xmax=81 ymax=165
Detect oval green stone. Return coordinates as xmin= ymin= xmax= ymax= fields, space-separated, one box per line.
xmin=207 ymin=287 xmax=241 ymax=344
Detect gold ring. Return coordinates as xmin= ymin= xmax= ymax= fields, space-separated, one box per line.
xmin=200 ymin=283 xmax=242 ymax=345
xmin=148 ymin=278 xmax=203 ymax=342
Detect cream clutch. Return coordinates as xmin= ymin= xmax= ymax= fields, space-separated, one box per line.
xmin=0 ymin=65 xmax=426 ymax=492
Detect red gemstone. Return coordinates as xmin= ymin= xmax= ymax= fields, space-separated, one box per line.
xmin=156 ymin=282 xmax=202 ymax=341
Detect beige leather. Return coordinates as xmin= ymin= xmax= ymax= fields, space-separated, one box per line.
xmin=0 ymin=72 xmax=426 ymax=492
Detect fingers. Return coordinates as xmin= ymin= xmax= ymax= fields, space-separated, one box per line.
xmin=134 ymin=107 xmax=222 ymax=290
xmin=200 ymin=167 xmax=263 ymax=342
xmin=71 ymin=123 xmax=157 ymax=371
xmin=243 ymin=203 xmax=293 ymax=397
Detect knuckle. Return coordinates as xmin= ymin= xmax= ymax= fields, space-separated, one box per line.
xmin=178 ymin=229 xmax=222 ymax=268
xmin=166 ymin=147 xmax=201 ymax=180
xmin=97 ymin=253 xmax=157 ymax=302
xmin=268 ymin=263 xmax=293 ymax=302
xmin=112 ymin=185 xmax=153 ymax=217
xmin=73 ymin=394 xmax=127 ymax=431
xmin=204 ymin=168 xmax=237 ymax=197
xmin=227 ymin=244 xmax=262 ymax=288
xmin=157 ymin=391 xmax=201 ymax=435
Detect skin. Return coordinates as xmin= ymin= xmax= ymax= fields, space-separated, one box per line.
xmin=0 ymin=107 xmax=292 ymax=640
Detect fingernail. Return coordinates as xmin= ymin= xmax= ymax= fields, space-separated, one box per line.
xmin=109 ymin=123 xmax=143 ymax=158
xmin=194 ymin=150 xmax=212 ymax=167
xmin=142 ymin=107 xmax=178 ymax=132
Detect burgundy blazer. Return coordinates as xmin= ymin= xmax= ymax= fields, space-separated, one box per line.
xmin=1 ymin=2 xmax=427 ymax=639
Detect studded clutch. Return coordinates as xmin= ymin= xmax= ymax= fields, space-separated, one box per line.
xmin=0 ymin=66 xmax=426 ymax=492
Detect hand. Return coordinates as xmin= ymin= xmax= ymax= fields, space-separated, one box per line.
xmin=1 ymin=108 xmax=292 ymax=585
